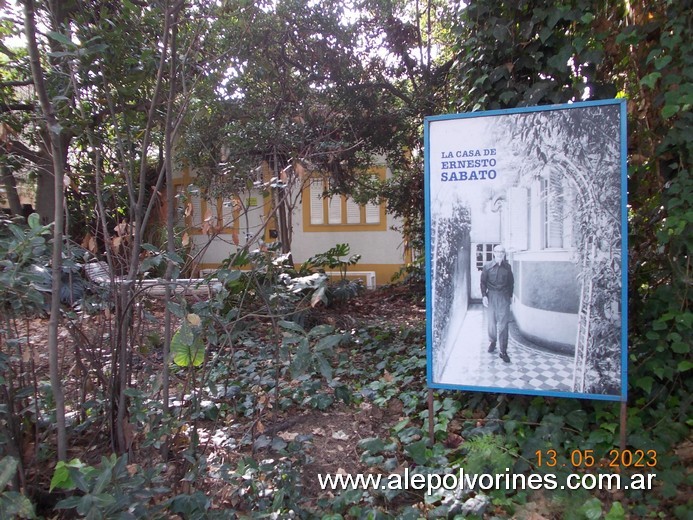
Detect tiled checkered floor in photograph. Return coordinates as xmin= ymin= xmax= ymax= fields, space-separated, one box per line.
xmin=437 ymin=303 xmax=574 ymax=393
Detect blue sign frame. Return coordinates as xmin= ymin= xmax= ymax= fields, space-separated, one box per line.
xmin=424 ymin=99 xmax=627 ymax=401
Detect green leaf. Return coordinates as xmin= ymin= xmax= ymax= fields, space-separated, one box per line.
xmin=492 ymin=24 xmax=508 ymax=42
xmin=605 ymin=501 xmax=626 ymax=520
xmin=310 ymin=393 xmax=334 ymax=410
xmin=357 ymin=437 xmax=386 ymax=455
xmin=661 ymin=104 xmax=680 ymax=119
xmin=0 ymin=456 xmax=18 ymax=493
xmin=671 ymin=341 xmax=689 ymax=354
xmin=166 ymin=301 xmax=186 ymax=318
xmin=290 ymin=339 xmax=311 ymax=378
xmin=578 ymin=497 xmax=603 ymax=520
xmin=83 ymin=43 xmax=108 ymax=55
xmin=635 ymin=376 xmax=654 ymax=394
xmin=49 ymin=459 xmax=86 ymax=492
xmin=404 ymin=440 xmax=429 ymax=465
xmin=171 ymin=324 xmax=205 ymax=367
xmin=165 ymin=251 xmax=185 ymax=264
xmin=139 ymin=255 xmax=162 ymax=273
xmin=46 ymin=31 xmax=75 ymax=47
xmin=50 ymin=462 xmax=72 ymax=492
xmin=308 ymin=324 xmax=334 ymax=337
xmin=677 ymin=360 xmax=693 ymax=372
xmin=640 ymin=72 xmax=661 ymax=89
xmin=91 ymin=465 xmax=113 ymax=495
xmin=279 ymin=320 xmax=305 ymax=335
xmin=27 ymin=213 xmax=41 ymax=231
xmin=652 ymin=319 xmax=668 ymax=331
xmin=315 ymin=353 xmax=333 ymax=381
xmin=141 ymin=243 xmax=160 ymax=253
xmin=334 ymin=384 xmax=352 ymax=404
xmin=600 ymin=422 xmax=618 ymax=434
xmin=315 ymin=333 xmax=343 ymax=352
xmin=0 ymin=491 xmax=35 ymax=519
xmin=654 ymin=55 xmax=673 ymax=70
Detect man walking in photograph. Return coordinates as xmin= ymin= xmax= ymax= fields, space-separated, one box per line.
xmin=481 ymin=245 xmax=514 ymax=363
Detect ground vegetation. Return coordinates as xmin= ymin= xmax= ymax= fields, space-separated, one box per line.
xmin=0 ymin=0 xmax=689 ymax=518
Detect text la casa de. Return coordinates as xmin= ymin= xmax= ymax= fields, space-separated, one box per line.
xmin=439 ymin=148 xmax=498 ymax=181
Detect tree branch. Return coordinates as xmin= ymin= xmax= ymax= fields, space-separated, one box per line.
xmin=0 ymin=80 xmax=34 ymax=87
xmin=3 ymin=139 xmax=43 ymax=164
xmin=1 ymin=102 xmax=36 ymax=113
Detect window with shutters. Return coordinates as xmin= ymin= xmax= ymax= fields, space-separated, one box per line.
xmin=304 ymin=174 xmax=387 ymax=232
xmin=174 ymin=183 xmax=240 ymax=235
xmin=173 ymin=183 xmax=205 ymax=233
xmin=506 ymin=186 xmax=529 ymax=251
xmin=541 ymin=176 xmax=574 ymax=249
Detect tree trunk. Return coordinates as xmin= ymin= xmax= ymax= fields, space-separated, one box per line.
xmin=114 ymin=1 xmax=175 ymax=454
xmin=34 ymin=156 xmax=56 ymax=224
xmin=1 ymin=164 xmax=22 ymax=216
xmin=162 ymin=6 xmax=180 ymax=460
xmin=23 ymin=0 xmax=67 ymax=461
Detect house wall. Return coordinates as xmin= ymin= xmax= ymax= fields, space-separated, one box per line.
xmin=291 ymin=196 xmax=406 ymax=284
xmin=174 ymin=165 xmax=407 ymax=286
xmin=512 ymin=250 xmax=578 ymax=353
xmin=487 ymin=176 xmax=582 ymax=353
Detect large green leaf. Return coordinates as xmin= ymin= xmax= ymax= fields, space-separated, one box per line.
xmin=290 ymin=338 xmax=311 ymax=379
xmin=49 ymin=459 xmax=87 ymax=492
xmin=171 ymin=324 xmax=205 ymax=367
xmin=279 ymin=319 xmax=306 ymax=335
xmin=0 ymin=491 xmax=35 ymax=519
xmin=0 ymin=456 xmax=18 ymax=493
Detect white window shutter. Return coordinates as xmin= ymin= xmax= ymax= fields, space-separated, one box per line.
xmin=346 ymin=198 xmax=361 ymax=224
xmin=175 ymin=186 xmax=185 ymax=227
xmin=547 ymin=175 xmax=564 ymax=248
xmin=327 ymin=196 xmax=342 ymax=224
xmin=508 ymin=187 xmax=528 ymax=251
xmin=310 ymin=179 xmax=324 ymax=225
xmin=190 ymin=194 xmax=203 ymax=228
xmin=221 ymin=199 xmax=235 ymax=228
xmin=365 ymin=201 xmax=380 ymax=224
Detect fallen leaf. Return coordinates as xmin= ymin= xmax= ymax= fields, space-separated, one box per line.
xmin=277 ymin=431 xmax=298 ymax=441
xmin=122 ymin=418 xmax=134 ymax=451
xmin=445 ymin=433 xmax=464 ymax=449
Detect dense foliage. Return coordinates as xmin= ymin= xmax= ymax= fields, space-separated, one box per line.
xmin=0 ymin=0 xmax=690 ymax=518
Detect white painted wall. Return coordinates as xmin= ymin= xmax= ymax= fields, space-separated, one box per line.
xmin=290 ymin=199 xmax=405 ymax=265
xmin=512 ymin=300 xmax=577 ymax=349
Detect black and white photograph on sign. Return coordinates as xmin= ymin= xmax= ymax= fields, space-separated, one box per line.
xmin=426 ymin=100 xmax=626 ymax=400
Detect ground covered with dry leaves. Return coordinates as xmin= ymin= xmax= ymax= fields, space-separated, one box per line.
xmin=19 ymin=283 xmax=437 ymax=517
xmin=12 ymin=281 xmax=691 ymax=519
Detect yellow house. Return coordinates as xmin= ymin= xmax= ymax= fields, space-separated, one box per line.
xmin=172 ymin=159 xmax=409 ymax=287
